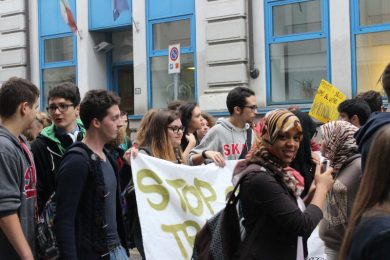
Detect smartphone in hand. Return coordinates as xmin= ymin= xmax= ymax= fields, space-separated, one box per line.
xmin=321 ymin=160 xmax=329 ymax=173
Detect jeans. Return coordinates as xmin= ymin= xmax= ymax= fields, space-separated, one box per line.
xmin=109 ymin=245 xmax=128 ymax=260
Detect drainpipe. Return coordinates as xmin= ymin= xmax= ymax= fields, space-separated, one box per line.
xmin=247 ymin=0 xmax=259 ymax=79
xmin=24 ymin=0 xmax=31 ymax=80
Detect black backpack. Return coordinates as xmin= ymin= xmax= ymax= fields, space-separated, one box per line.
xmin=120 ymin=146 xmax=151 ymax=249
xmin=35 ymin=147 xmax=91 ymax=260
xmin=121 ymin=177 xmax=137 ymax=248
xmin=191 ymin=164 xmax=263 ymax=260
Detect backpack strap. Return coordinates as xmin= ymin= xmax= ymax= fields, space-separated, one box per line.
xmin=66 ymin=146 xmax=91 ymax=164
xmin=237 ymin=165 xmax=284 ymax=259
xmin=139 ymin=146 xmax=152 ymax=156
xmin=229 ymin=164 xmax=267 ymax=260
xmin=226 ymin=163 xmax=260 ymax=207
xmin=238 ymin=128 xmax=252 ymax=160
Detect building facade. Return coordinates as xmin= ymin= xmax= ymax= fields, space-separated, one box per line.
xmin=0 ymin=0 xmax=29 ymax=84
xmin=1 ymin=0 xmax=390 ymax=121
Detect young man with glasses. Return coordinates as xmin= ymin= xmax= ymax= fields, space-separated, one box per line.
xmin=188 ymin=86 xmax=257 ymax=166
xmin=31 ymin=82 xmax=86 ymax=213
xmin=0 ymin=77 xmax=40 ymax=259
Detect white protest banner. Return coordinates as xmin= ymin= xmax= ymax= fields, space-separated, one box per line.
xmin=131 ymin=153 xmax=237 ymax=260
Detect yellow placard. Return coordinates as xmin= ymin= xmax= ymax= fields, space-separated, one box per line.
xmin=309 ymin=79 xmax=346 ymax=123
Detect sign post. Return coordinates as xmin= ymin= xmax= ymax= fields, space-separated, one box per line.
xmin=168 ymin=44 xmax=181 ymax=100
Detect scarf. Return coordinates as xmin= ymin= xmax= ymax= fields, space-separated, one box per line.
xmin=320 ymin=121 xmax=358 ymax=172
xmin=247 ymin=109 xmax=304 ymax=197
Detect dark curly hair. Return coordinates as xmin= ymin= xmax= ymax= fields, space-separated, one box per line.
xmin=80 ymin=90 xmax=120 ymax=129
xmin=48 ymin=82 xmax=81 ymax=106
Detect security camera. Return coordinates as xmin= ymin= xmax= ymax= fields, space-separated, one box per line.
xmin=94 ymin=42 xmax=114 ymax=53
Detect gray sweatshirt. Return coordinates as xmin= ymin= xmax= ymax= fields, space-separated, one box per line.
xmin=188 ymin=118 xmax=255 ymax=164
xmin=0 ymin=126 xmax=36 ymax=259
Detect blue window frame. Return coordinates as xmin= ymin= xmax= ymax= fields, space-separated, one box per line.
xmin=351 ymin=0 xmax=390 ymax=96
xmin=105 ymin=30 xmax=135 ymax=115
xmin=146 ymin=0 xmax=196 ymax=109
xmin=265 ymin=0 xmax=330 ymax=105
xmin=88 ymin=0 xmax=132 ymax=31
xmin=38 ymin=0 xmax=78 ymax=109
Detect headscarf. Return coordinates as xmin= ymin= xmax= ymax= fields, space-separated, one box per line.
xmin=290 ymin=110 xmax=318 ymax=198
xmin=247 ymin=109 xmax=304 ymax=197
xmin=320 ymin=121 xmax=359 ymax=172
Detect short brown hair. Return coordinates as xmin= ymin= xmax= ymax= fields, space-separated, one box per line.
xmin=0 ymin=77 xmax=40 ymax=118
xmin=80 ymin=90 xmax=120 ymax=129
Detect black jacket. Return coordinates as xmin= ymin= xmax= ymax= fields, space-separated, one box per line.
xmin=32 ymin=135 xmax=62 ymax=213
xmin=239 ymin=164 xmax=323 ymax=260
xmin=55 ymin=142 xmax=128 ymax=260
xmin=347 ymin=214 xmax=390 ymax=260
xmin=31 ymin=122 xmax=85 ymax=213
xmin=355 ymin=112 xmax=390 ymax=170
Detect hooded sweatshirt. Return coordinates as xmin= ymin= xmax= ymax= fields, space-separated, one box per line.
xmin=31 ymin=119 xmax=85 ymax=213
xmin=188 ymin=118 xmax=254 ymax=164
xmin=0 ymin=126 xmax=36 ymax=259
xmin=354 ymin=112 xmax=390 ymax=170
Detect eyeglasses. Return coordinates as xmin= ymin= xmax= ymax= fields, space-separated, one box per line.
xmin=241 ymin=105 xmax=258 ymax=112
xmin=46 ymin=103 xmax=75 ymax=113
xmin=167 ymin=126 xmax=185 ymax=134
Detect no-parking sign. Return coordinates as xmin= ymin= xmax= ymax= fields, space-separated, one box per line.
xmin=168 ymin=44 xmax=180 ymax=74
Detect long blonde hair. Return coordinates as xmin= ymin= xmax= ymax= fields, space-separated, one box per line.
xmin=339 ymin=126 xmax=390 ymax=259
xmin=134 ymin=109 xmax=158 ymax=145
xmin=139 ymin=109 xmax=181 ymax=163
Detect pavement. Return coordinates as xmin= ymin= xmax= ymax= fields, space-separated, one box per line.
xmin=129 ymin=248 xmax=142 ymax=260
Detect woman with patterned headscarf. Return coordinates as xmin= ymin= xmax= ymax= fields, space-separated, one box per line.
xmin=235 ymin=109 xmax=334 ymax=260
xmin=318 ymin=121 xmax=362 ymax=260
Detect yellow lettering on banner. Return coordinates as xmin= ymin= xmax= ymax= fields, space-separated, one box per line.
xmin=225 ymin=186 xmax=234 ymax=198
xmin=137 ymin=169 xmax=169 ymax=211
xmin=194 ymin=178 xmax=217 ymax=215
xmin=182 ymin=185 xmax=203 ymax=216
xmin=161 ymin=220 xmax=201 ymax=259
xmin=166 ymin=179 xmax=187 ymax=212
xmin=167 ymin=178 xmax=218 ymax=216
xmin=309 ymin=79 xmax=346 ymax=123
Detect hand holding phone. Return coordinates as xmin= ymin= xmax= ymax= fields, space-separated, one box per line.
xmin=321 ymin=160 xmax=329 ymax=173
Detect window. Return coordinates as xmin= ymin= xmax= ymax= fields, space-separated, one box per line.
xmin=42 ymin=67 xmax=76 ymax=105
xmin=44 ymin=37 xmax=73 ymax=63
xmin=359 ymin=0 xmax=390 ymax=26
xmin=151 ymin=54 xmax=195 ymax=107
xmin=265 ymin=0 xmax=329 ymax=104
xmin=148 ymin=17 xmax=196 ymax=108
xmin=112 ymin=30 xmax=134 ymax=115
xmin=272 ymin=1 xmax=322 ymax=36
xmin=112 ymin=31 xmax=133 ymax=63
xmin=41 ymin=35 xmax=77 ymax=109
xmin=352 ymin=0 xmax=390 ymax=94
xmin=39 ymin=0 xmax=77 ymax=109
xmin=153 ymin=19 xmax=191 ymax=50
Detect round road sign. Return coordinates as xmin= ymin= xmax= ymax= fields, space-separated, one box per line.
xmin=170 ymin=47 xmax=179 ymax=61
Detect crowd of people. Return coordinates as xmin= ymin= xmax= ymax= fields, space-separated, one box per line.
xmin=0 ymin=63 xmax=390 ymax=260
